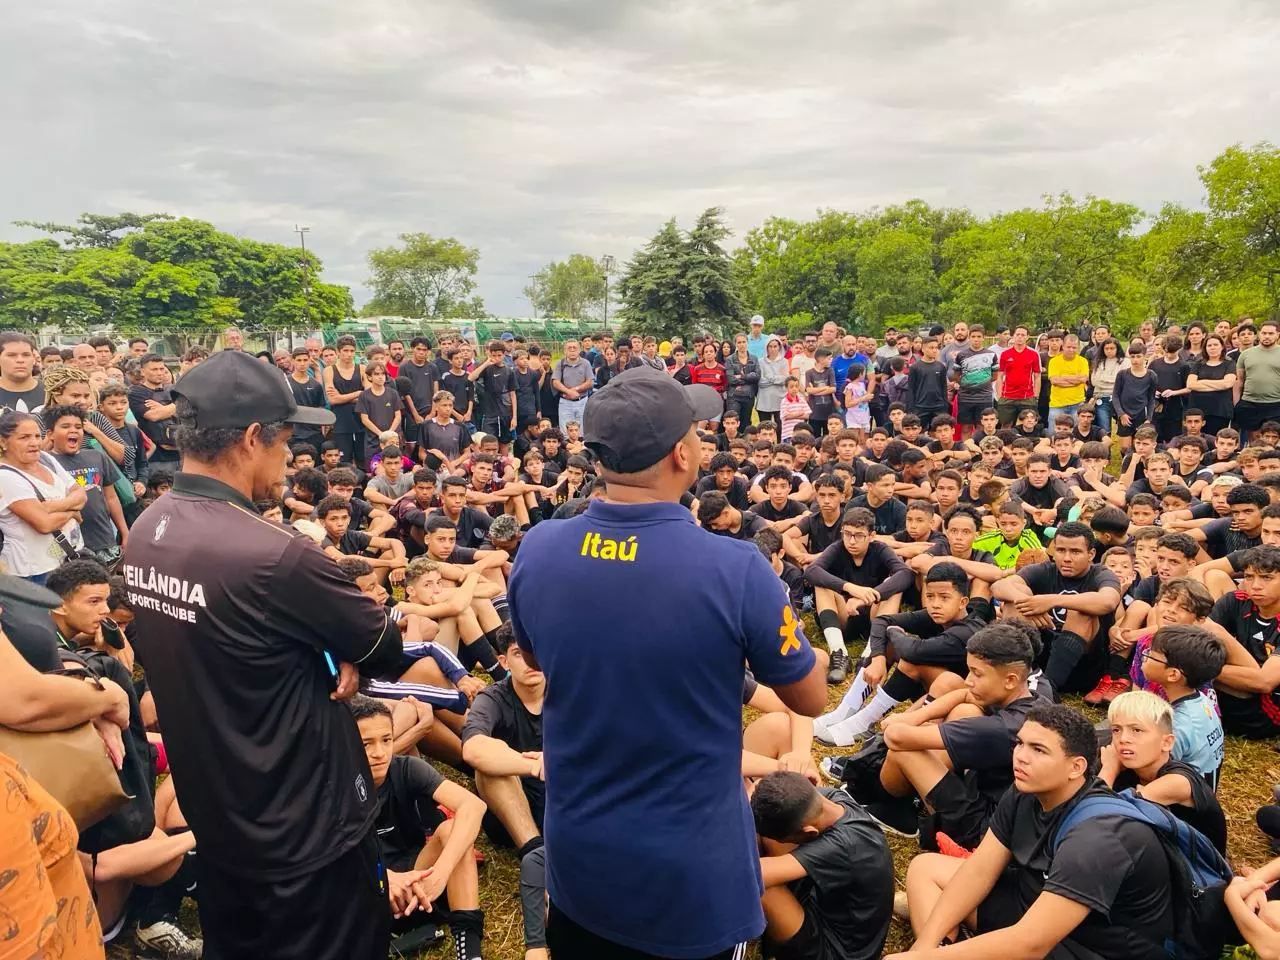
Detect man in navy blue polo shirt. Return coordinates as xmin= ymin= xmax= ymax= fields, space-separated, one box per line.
xmin=509 ymin=365 xmax=827 ymax=960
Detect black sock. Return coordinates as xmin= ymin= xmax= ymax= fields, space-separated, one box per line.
xmin=1106 ymin=652 xmax=1130 ymax=679
xmin=882 ymin=671 xmax=924 ymax=703
xmin=135 ymin=851 xmax=198 ymax=927
xmin=517 ymin=835 xmax=544 ymax=859
xmin=450 ymin=908 xmax=485 ymax=960
xmin=461 ymin=633 xmax=508 ymax=680
xmin=817 ymin=609 xmax=841 ymax=633
xmin=1045 ymin=630 xmax=1088 ymax=691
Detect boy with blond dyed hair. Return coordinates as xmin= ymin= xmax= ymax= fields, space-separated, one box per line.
xmin=1100 ymin=689 xmax=1226 ymax=852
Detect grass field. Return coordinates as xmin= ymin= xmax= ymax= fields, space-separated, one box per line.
xmin=105 ymin=626 xmax=1280 ymax=960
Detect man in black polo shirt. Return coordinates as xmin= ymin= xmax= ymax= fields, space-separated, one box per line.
xmin=123 ymin=351 xmax=404 ymax=960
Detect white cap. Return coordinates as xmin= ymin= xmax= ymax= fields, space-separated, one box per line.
xmin=750 ymin=314 xmax=765 ymax=326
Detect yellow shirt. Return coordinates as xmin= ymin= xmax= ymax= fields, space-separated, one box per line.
xmin=1048 ymin=353 xmax=1089 ymax=407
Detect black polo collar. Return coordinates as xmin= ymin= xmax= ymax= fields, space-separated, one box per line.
xmin=172 ymin=472 xmax=260 ymax=513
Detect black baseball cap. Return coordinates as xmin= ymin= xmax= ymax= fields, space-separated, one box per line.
xmin=584 ymin=366 xmax=724 ymax=473
xmin=171 ymin=350 xmax=335 ymax=430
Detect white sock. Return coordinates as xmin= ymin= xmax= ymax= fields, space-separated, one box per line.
xmin=825 ymin=688 xmax=903 ymax=747
xmin=823 ymin=626 xmax=847 ymax=655
xmin=821 ymin=668 xmax=870 ymax=724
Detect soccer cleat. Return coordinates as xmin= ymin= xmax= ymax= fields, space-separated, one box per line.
xmin=936 ymin=832 xmax=973 ymax=859
xmin=135 ymin=919 xmax=203 ymax=959
xmin=1083 ymin=676 xmax=1112 ymax=706
xmin=1102 ymin=677 xmax=1131 ymax=704
xmin=866 ymin=798 xmax=920 ymax=839
xmin=820 ymin=756 xmax=846 ymax=784
xmin=827 ymin=649 xmax=851 ymax=684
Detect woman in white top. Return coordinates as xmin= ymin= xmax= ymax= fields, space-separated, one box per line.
xmin=1088 ymin=338 xmax=1124 ymax=436
xmin=0 ymin=411 xmax=86 ymax=583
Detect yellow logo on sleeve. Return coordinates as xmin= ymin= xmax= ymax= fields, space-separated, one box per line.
xmin=779 ymin=605 xmax=803 ymax=655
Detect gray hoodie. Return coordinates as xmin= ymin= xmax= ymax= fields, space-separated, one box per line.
xmin=756 ymin=338 xmax=790 ymax=413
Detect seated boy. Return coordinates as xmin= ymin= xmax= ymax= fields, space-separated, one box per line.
xmin=459 ymin=624 xmax=546 ymax=858
xmin=348 ymin=695 xmax=488 ymax=960
xmin=750 ymin=771 xmax=894 ymax=960
xmin=1206 ymin=545 xmax=1280 ymax=738
xmin=1100 ymin=690 xmax=1227 ymax=853
xmin=804 ymin=506 xmax=912 ymax=684
xmin=898 ymin=704 xmax=1175 ymax=960
xmin=814 ymin=562 xmax=994 ymax=747
xmin=315 ymin=494 xmax=407 ymax=584
xmin=866 ymin=622 xmax=1044 ymax=848
xmin=1136 ymin=624 xmax=1227 ymax=787
xmin=972 ymin=501 xmax=1043 ymax=570
xmin=889 ymin=499 xmax=947 ymax=561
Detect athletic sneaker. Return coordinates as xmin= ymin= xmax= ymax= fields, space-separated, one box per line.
xmin=135 ymin=920 xmax=203 ymax=959
xmin=1102 ymin=676 xmax=1131 ymax=703
xmin=820 ymin=756 xmax=846 ymax=784
xmin=936 ymin=832 xmax=973 ymax=859
xmin=1083 ymin=676 xmax=1112 ymax=706
xmin=866 ymin=798 xmax=920 ymax=838
xmin=827 ymin=649 xmax=851 ymax=684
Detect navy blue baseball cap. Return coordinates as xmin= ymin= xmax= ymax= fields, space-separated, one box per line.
xmin=584 ymin=366 xmax=723 ymax=473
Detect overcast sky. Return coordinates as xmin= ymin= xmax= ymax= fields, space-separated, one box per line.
xmin=2 ymin=0 xmax=1278 ymax=317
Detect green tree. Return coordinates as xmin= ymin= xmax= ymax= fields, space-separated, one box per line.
xmin=617 ymin=208 xmax=744 ymax=340
xmin=940 ymin=194 xmax=1142 ymax=332
xmin=734 ymin=211 xmax=861 ymax=329
xmin=12 ymin=212 xmax=172 ymax=249
xmin=1199 ymin=142 xmax=1280 ymax=318
xmin=854 ymin=227 xmax=939 ymax=331
xmin=364 ymin=233 xmax=483 ymax=319
xmin=525 ymin=253 xmax=606 ymax=318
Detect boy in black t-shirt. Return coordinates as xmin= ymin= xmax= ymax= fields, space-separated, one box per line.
xmin=992 ymin=522 xmax=1123 ymax=694
xmin=315 ymin=495 xmax=407 ymax=584
xmin=804 ymin=507 xmax=913 ymax=685
xmin=1209 ymin=544 xmax=1280 ymax=738
xmin=750 ymin=465 xmax=810 ymax=527
xmin=815 ymin=563 xmax=993 ymax=748
xmin=751 ymin=772 xmax=893 ymax=960
xmin=900 ymin=704 xmax=1175 ymax=960
xmin=349 ymin=696 xmax=487 ymax=960
xmin=848 ymin=463 xmax=908 ymax=536
xmin=867 ymin=622 xmax=1042 ymax=848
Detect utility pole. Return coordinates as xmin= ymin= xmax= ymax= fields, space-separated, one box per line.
xmin=601 ymin=254 xmax=616 ymax=330
xmin=295 ymin=225 xmax=311 ymax=350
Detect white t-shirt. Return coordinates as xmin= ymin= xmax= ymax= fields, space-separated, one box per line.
xmin=0 ymin=455 xmax=85 ymax=577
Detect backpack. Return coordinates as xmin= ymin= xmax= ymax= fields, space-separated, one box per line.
xmin=1052 ymin=791 xmax=1235 ymax=960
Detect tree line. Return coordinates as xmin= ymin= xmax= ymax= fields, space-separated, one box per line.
xmin=1 ymin=142 xmax=1276 ymax=340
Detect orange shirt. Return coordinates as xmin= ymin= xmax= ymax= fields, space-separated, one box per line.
xmin=0 ymin=751 xmax=105 ymax=959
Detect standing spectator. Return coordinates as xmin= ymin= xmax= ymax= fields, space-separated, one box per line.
xmin=397 ymin=337 xmax=440 ymax=440
xmin=638 ymin=337 xmax=667 ymax=371
xmin=323 ymin=335 xmax=367 ymax=465
xmin=1047 ymin=334 xmax=1090 ymax=430
xmin=950 ymin=325 xmax=997 ymax=440
xmin=1234 ymin=319 xmax=1280 ymax=439
xmin=550 ymin=339 xmax=595 ymax=429
xmin=725 ymin=334 xmax=760 ymax=426
xmin=0 ymin=411 xmax=86 ymax=583
xmin=755 ymin=336 xmax=789 ymax=424
xmin=830 ymin=335 xmax=861 ymax=405
xmin=690 ymin=341 xmax=729 ymax=404
xmin=355 ymin=362 xmax=404 ymax=463
xmin=470 ymin=341 xmax=518 ymax=452
xmin=669 ymin=344 xmax=693 ymax=385
xmin=940 ymin=321 xmax=968 ymax=369
xmin=128 ymin=353 xmax=181 ymax=466
xmin=804 ymin=348 xmax=837 ymax=437
xmin=995 ymin=325 xmax=1041 ymax=426
xmin=287 ymin=345 xmax=328 ymax=450
xmin=745 ymin=314 xmax=769 ymax=359
xmin=908 ymin=337 xmax=950 ymax=429
xmin=1149 ymin=334 xmax=1192 ymax=443
xmin=1186 ymin=334 xmax=1237 ymax=436
xmin=1113 ymin=342 xmax=1156 ymax=452
xmin=1088 ymin=338 xmax=1123 ymax=435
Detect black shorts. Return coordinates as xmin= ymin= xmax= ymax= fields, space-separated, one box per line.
xmin=198 ymin=829 xmax=389 ymax=960
xmin=547 ymin=902 xmax=747 ymax=959
xmin=1115 ymin=415 xmax=1147 ymax=438
xmin=957 ymin=402 xmax=991 ymax=426
xmin=1218 ymin=691 xmax=1280 ymax=739
xmin=892 ymin=631 xmax=969 ymax=674
xmin=481 ymin=776 xmax=545 ymax=848
xmin=975 ymin=868 xmax=1025 ymax=934
xmin=1235 ymin=399 xmax=1280 ymax=433
xmin=925 ymin=770 xmax=995 ymax=850
xmin=768 ymin=901 xmax=838 ymax=960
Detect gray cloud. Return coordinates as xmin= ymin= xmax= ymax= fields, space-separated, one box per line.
xmin=2 ymin=0 xmax=1278 ymax=317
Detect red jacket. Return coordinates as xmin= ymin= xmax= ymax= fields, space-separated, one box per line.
xmin=689 ymin=362 xmax=728 ymax=393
